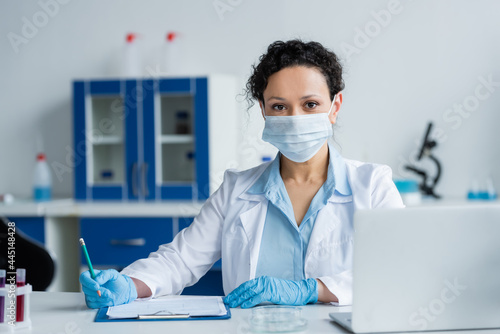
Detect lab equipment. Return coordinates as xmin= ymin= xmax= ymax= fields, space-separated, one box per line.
xmin=124 ymin=33 xmax=141 ymax=77
xmin=405 ymin=122 xmax=442 ymax=199
xmin=249 ymin=306 xmax=307 ymax=333
xmin=467 ymin=177 xmax=498 ymax=201
xmin=162 ymin=31 xmax=181 ymax=75
xmin=100 ymin=170 xmax=114 ymax=181
xmin=183 ymin=151 xmax=195 ymax=180
xmin=79 ymin=238 xmax=101 ymax=297
xmin=393 ymin=179 xmax=421 ymax=206
xmin=0 ymin=270 xmax=4 ymax=323
xmin=467 ymin=178 xmax=481 ymax=200
xmin=330 ymin=206 xmax=500 ymax=333
xmin=0 ymin=268 xmax=32 ymax=330
xmin=262 ymin=95 xmax=336 ymax=163
xmin=175 ymin=111 xmax=191 ymax=134
xmin=0 ymin=193 xmax=14 ymax=204
xmin=80 ymin=269 xmax=137 ymax=309
xmin=33 ymin=153 xmax=51 ymax=202
xmin=223 ymin=276 xmax=318 ymax=309
xmin=16 ymin=269 xmax=25 ymax=322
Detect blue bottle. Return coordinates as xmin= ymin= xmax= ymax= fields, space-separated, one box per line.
xmin=33 ymin=153 xmax=52 ymax=202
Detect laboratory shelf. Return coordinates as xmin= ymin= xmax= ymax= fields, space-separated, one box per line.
xmin=90 ymin=136 xmax=123 ymax=145
xmin=159 ymin=134 xmax=194 ymax=144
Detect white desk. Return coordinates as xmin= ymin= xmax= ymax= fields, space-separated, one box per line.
xmin=23 ymin=292 xmax=350 ymax=334
xmin=13 ymin=292 xmax=500 ymax=334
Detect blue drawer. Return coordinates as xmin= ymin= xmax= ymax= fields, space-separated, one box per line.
xmin=80 ymin=217 xmax=173 ymax=267
xmin=7 ymin=217 xmax=44 ymax=244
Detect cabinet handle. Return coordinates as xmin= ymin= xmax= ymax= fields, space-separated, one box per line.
xmin=110 ymin=238 xmax=146 ymax=246
xmin=141 ymin=162 xmax=149 ymax=197
xmin=132 ymin=162 xmax=138 ymax=197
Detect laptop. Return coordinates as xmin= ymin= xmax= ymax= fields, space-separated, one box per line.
xmin=329 ymin=204 xmax=500 ymax=333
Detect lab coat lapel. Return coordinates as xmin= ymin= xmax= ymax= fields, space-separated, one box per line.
xmin=306 ymin=162 xmax=369 ymax=258
xmin=237 ymin=192 xmax=268 ymax=280
xmin=306 ymin=202 xmax=339 ymax=260
xmin=345 ymin=162 xmax=371 ymax=210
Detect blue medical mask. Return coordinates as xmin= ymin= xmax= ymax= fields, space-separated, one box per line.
xmin=262 ymin=96 xmax=336 ymax=163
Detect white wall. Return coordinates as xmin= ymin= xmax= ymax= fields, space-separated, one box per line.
xmin=1 ymin=0 xmax=499 ymax=199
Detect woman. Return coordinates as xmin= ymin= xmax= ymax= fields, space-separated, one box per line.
xmin=80 ymin=40 xmax=404 ymax=309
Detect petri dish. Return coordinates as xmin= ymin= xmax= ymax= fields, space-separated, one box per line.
xmin=249 ymin=305 xmax=308 ymax=333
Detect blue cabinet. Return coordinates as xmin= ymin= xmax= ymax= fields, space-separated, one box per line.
xmin=7 ymin=217 xmax=44 ymax=244
xmin=80 ymin=216 xmax=223 ymax=296
xmin=73 ymin=80 xmax=137 ymax=200
xmin=80 ymin=217 xmax=173 ymax=267
xmin=141 ymin=78 xmax=209 ymax=200
xmin=73 ymin=76 xmax=238 ymax=202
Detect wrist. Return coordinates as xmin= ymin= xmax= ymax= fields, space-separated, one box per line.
xmin=315 ymin=278 xmax=339 ymax=303
xmin=124 ymin=275 xmax=138 ymax=302
xmin=130 ymin=276 xmax=152 ymax=299
xmin=304 ymin=278 xmax=318 ymax=304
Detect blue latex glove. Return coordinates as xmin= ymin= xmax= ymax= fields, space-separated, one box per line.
xmin=224 ymin=276 xmax=318 ymax=308
xmin=79 ymin=269 xmax=138 ymax=309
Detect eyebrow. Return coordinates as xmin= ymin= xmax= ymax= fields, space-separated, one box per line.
xmin=266 ymin=96 xmax=286 ymax=102
xmin=266 ymin=94 xmax=321 ymax=102
xmin=300 ymin=94 xmax=321 ymax=100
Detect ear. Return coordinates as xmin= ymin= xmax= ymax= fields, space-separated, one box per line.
xmin=259 ymin=100 xmax=266 ymax=119
xmin=329 ymin=92 xmax=343 ymax=124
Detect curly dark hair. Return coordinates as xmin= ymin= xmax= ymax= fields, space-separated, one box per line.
xmin=246 ymin=39 xmax=345 ymax=109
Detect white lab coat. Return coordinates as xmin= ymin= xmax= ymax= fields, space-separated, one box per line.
xmin=121 ymin=158 xmax=404 ymax=305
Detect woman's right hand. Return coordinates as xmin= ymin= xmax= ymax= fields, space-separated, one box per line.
xmin=79 ymin=269 xmax=138 ymax=309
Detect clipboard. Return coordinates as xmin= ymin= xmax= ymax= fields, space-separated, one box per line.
xmin=94 ymin=303 xmax=231 ymax=322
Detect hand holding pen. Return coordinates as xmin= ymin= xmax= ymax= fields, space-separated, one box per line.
xmin=79 ymin=238 xmax=138 ymax=309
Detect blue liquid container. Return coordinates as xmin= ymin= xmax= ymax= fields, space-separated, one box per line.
xmin=33 ymin=153 xmax=52 ymax=202
xmin=34 ymin=186 xmax=51 ymax=201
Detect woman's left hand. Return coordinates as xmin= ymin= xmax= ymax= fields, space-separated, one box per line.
xmin=223 ymin=276 xmax=318 ymax=308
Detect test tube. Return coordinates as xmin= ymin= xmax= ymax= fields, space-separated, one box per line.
xmin=0 ymin=269 xmax=5 ymax=323
xmin=16 ymin=269 xmax=25 ymax=322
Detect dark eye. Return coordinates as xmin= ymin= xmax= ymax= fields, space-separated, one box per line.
xmin=272 ymin=104 xmax=286 ymax=111
xmin=305 ymin=102 xmax=318 ymax=109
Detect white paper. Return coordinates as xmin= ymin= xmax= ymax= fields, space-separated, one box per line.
xmin=106 ymin=296 xmax=227 ymax=319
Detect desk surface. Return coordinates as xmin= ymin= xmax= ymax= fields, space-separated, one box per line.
xmin=14 ymin=292 xmax=500 ymax=334
xmin=23 ymin=292 xmax=348 ymax=334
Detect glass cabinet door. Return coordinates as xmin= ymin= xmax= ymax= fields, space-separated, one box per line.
xmin=74 ymin=80 xmax=138 ymax=200
xmin=142 ymin=78 xmax=209 ymax=200
xmin=159 ymin=94 xmax=195 ymax=183
xmin=88 ymin=95 xmax=125 ymax=185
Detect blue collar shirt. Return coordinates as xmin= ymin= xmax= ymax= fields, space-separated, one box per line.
xmin=250 ymin=142 xmax=352 ymax=281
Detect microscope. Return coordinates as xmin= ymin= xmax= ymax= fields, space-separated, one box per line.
xmin=405 ymin=122 xmax=442 ymax=199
